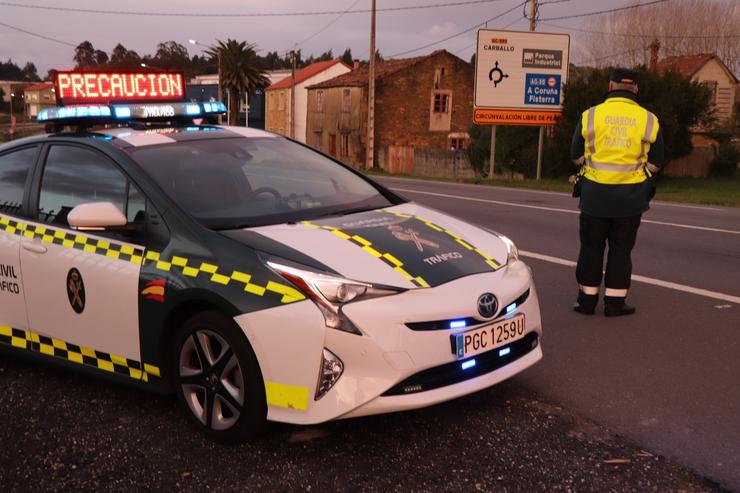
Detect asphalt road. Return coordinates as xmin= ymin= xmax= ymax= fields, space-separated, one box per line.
xmin=375 ymin=175 xmax=740 ymax=491
xmin=0 ymin=356 xmax=724 ymax=492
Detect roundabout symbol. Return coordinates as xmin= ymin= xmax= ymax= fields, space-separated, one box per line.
xmin=488 ymin=61 xmax=508 ymax=87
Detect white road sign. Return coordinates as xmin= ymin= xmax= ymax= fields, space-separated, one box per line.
xmin=474 ymin=29 xmax=570 ymax=125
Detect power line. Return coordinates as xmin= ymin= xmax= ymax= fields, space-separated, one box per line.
xmin=574 ymin=47 xmax=644 ymax=66
xmin=538 ymin=0 xmax=671 ymax=22
xmin=541 ymin=22 xmax=740 ymax=39
xmin=0 ymin=20 xmax=76 ymax=47
xmin=294 ymin=0 xmax=363 ymax=48
xmin=389 ymin=0 xmax=528 ymax=58
xmin=0 ymin=0 xmax=511 ymax=18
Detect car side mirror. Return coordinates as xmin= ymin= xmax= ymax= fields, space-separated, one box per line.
xmin=68 ymin=202 xmax=128 ymax=230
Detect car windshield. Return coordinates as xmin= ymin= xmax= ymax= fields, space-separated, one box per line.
xmin=128 ymin=137 xmax=395 ymax=229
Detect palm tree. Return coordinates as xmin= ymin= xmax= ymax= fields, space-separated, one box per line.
xmin=206 ymin=39 xmax=269 ymax=125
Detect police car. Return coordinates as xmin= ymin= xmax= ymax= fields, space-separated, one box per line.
xmin=0 ymin=71 xmax=542 ymax=442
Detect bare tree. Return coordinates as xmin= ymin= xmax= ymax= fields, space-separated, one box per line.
xmin=575 ymin=0 xmax=739 ymax=75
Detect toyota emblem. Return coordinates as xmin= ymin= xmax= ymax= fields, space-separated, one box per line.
xmin=477 ymin=293 xmax=498 ymax=318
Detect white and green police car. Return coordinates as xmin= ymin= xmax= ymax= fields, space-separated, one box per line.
xmin=0 ymin=72 xmax=542 ymax=442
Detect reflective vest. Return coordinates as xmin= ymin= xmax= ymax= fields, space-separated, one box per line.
xmin=581 ymin=97 xmax=659 ymax=185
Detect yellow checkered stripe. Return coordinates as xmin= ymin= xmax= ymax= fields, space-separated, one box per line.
xmin=386 ymin=211 xmax=502 ymax=270
xmin=0 ymin=325 xmax=160 ymax=382
xmin=1 ymin=214 xmax=305 ymax=304
xmin=142 ymin=251 xmax=306 ymax=304
xmin=1 ymin=215 xmax=145 ymax=265
xmin=301 ymin=220 xmax=430 ymax=288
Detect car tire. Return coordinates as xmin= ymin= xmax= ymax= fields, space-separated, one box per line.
xmin=172 ymin=310 xmax=267 ymax=443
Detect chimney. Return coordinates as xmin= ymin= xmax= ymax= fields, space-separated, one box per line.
xmin=353 ymin=59 xmax=360 ymax=71
xmin=649 ymin=39 xmax=661 ymax=71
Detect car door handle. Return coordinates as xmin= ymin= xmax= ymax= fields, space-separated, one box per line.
xmin=22 ymin=240 xmax=48 ymax=254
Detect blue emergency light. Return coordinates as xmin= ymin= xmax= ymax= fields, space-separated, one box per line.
xmin=38 ymin=101 xmax=226 ymax=125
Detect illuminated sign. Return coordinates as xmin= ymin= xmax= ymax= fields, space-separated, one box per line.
xmin=54 ymin=72 xmax=185 ymax=106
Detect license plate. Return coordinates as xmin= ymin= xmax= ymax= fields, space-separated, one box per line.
xmin=453 ymin=314 xmax=526 ymax=360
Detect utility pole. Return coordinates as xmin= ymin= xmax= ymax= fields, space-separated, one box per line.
xmin=366 ymin=0 xmax=376 ymax=170
xmin=290 ymin=49 xmax=296 ymax=139
xmin=530 ymin=0 xmax=544 ymax=180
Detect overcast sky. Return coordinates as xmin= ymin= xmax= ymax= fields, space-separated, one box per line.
xmin=1 ymin=0 xmax=667 ymax=75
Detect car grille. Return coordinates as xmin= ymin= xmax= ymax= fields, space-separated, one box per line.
xmin=405 ymin=289 xmax=530 ymax=331
xmin=381 ymin=331 xmax=539 ymax=396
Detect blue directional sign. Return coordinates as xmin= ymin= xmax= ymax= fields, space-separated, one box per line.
xmin=524 ymin=73 xmax=561 ymax=106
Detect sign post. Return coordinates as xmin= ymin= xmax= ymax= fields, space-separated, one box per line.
xmin=474 ymin=29 xmax=570 ymax=179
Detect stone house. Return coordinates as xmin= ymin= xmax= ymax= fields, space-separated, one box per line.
xmin=265 ymin=60 xmax=350 ymax=142
xmin=305 ymin=50 xmax=474 ymax=170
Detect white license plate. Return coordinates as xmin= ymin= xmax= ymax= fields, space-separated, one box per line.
xmin=453 ymin=314 xmax=526 ymax=360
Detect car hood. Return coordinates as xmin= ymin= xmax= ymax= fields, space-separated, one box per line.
xmin=245 ymin=203 xmax=509 ymax=289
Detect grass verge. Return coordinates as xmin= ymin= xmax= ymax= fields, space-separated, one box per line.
xmin=363 ymin=169 xmax=740 ymax=208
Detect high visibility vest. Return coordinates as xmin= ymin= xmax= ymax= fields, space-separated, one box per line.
xmin=581 ymin=97 xmax=659 ymax=185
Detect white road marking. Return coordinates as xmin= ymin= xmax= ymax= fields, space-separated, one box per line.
xmin=521 ymin=250 xmax=740 ymax=305
xmin=391 ymin=187 xmax=740 ymax=235
xmin=379 ymin=177 xmax=725 ymax=211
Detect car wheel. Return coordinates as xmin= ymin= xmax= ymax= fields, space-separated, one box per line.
xmin=172 ymin=310 xmax=267 ymax=443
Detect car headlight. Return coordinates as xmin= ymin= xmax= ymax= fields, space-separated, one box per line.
xmin=498 ymin=234 xmax=519 ymax=264
xmin=266 ymin=259 xmax=405 ymax=335
xmin=481 ymin=227 xmax=520 ymax=265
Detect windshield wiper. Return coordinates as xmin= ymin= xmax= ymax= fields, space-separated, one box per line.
xmin=311 ymin=206 xmax=378 ymax=219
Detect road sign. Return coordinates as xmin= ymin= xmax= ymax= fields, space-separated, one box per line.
xmin=474 ymin=29 xmax=570 ymax=125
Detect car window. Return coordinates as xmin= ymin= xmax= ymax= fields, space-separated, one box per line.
xmin=38 ymin=145 xmax=128 ymax=227
xmin=127 ymin=182 xmax=147 ymax=224
xmin=0 ymin=146 xmax=37 ymax=216
xmin=129 ymin=137 xmax=394 ymax=229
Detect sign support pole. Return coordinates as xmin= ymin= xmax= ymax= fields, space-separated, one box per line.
xmin=489 ymin=125 xmax=497 ymax=178
xmin=536 ymin=126 xmax=544 ymax=180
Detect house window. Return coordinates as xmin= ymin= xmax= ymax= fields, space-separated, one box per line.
xmin=449 ymin=137 xmax=465 ymax=150
xmin=339 ymin=133 xmax=350 ymax=160
xmin=342 ymin=89 xmax=351 ymax=113
xmin=433 ymin=92 xmax=449 ymax=113
xmin=316 ymin=90 xmax=324 ymax=112
xmin=448 ymin=132 xmax=469 ymax=150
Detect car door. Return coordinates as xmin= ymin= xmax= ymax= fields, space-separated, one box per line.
xmin=0 ymin=145 xmax=38 ymax=335
xmin=19 ymin=143 xmax=147 ymax=371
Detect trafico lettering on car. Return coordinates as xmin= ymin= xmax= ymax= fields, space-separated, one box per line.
xmin=0 ymin=264 xmax=20 ymax=295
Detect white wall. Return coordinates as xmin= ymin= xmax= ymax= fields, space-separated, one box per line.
xmin=294 ymin=64 xmax=351 ymax=143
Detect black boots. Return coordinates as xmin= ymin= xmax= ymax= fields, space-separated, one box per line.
xmin=573 ymin=290 xmax=598 ymax=315
xmin=604 ymin=296 xmax=636 ymax=317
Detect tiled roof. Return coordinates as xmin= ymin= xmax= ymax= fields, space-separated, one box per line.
xmin=267 ymin=60 xmax=350 ymax=91
xmin=655 ymin=54 xmax=715 ymax=77
xmin=307 ymin=51 xmax=452 ymax=89
xmin=23 ymin=82 xmax=54 ymax=92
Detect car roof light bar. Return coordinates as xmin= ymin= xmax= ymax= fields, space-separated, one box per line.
xmin=37 ymin=101 xmax=227 ymax=126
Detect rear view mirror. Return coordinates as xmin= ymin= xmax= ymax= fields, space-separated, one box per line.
xmin=68 ymin=202 xmax=127 ymax=229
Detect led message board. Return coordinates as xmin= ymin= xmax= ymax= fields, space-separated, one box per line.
xmin=54 ymin=72 xmax=185 ymax=106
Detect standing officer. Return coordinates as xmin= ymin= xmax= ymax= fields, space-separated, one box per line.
xmin=570 ymin=68 xmax=664 ymax=316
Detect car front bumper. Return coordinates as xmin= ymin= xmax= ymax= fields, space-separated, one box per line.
xmin=234 ymin=259 xmax=542 ymax=425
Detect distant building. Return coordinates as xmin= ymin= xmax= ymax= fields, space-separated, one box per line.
xmin=1 ymin=81 xmax=30 ymax=103
xmin=649 ymin=50 xmax=739 ymax=177
xmin=306 ymin=50 xmax=474 ymax=169
xmin=265 ymin=60 xmax=351 ymax=142
xmin=23 ymin=82 xmax=55 ymax=118
xmin=187 ymin=70 xmax=291 ymax=129
xmin=654 ymin=53 xmax=738 ymax=124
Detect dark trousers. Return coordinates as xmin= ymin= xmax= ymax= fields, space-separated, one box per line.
xmin=576 ymin=213 xmax=642 ymax=292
